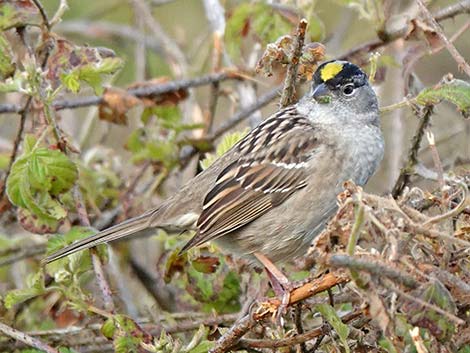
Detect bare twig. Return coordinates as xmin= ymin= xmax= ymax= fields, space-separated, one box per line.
xmin=0 ymin=322 xmax=59 ymax=353
xmin=416 ymin=0 xmax=470 ymax=77
xmin=179 ymin=85 xmax=281 ymax=165
xmin=0 ymin=71 xmax=243 ymax=114
xmin=31 ymin=0 xmax=51 ymax=30
xmin=209 ymin=314 xmax=257 ymax=353
xmin=0 ymin=100 xmax=30 ymax=203
xmin=293 ymin=304 xmax=307 ymax=353
xmin=339 ymin=0 xmax=470 ymax=60
xmin=391 ymin=106 xmax=433 ymax=198
xmin=381 ymin=279 xmax=465 ymax=325
xmin=210 ymin=271 xmax=348 ymax=353
xmin=72 ymin=185 xmax=115 ymax=313
xmin=0 ymin=245 xmax=45 ymax=267
xmin=328 ymin=254 xmax=419 ymax=289
xmin=238 ymin=309 xmax=363 ymax=349
xmin=280 ymin=18 xmax=308 ymax=107
xmin=131 ymin=0 xmax=187 ymax=77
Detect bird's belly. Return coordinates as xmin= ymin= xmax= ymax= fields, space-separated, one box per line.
xmin=214 ymin=188 xmax=338 ymax=264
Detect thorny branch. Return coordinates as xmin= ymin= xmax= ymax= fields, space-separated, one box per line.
xmin=416 ymin=0 xmax=470 ymax=77
xmin=391 ymin=106 xmax=433 ymax=198
xmin=339 ymin=0 xmax=470 ymax=59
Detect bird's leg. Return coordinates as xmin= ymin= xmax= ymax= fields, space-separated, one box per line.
xmin=254 ymin=252 xmax=291 ymax=314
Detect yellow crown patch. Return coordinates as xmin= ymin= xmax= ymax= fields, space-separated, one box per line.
xmin=320 ymin=62 xmax=344 ymax=82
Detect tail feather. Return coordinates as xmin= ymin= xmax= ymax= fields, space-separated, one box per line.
xmin=43 ymin=211 xmax=155 ymax=264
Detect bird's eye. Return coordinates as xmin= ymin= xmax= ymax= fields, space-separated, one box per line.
xmin=342 ymin=83 xmax=355 ymax=96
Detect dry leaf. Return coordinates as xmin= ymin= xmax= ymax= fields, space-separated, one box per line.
xmin=98 ymin=87 xmax=141 ymax=125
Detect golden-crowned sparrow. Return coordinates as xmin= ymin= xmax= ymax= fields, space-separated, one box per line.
xmin=44 ymin=60 xmax=384 ymax=273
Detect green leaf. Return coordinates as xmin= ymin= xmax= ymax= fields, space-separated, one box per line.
xmin=379 ymin=337 xmax=399 ymax=353
xmin=406 ymin=281 xmax=456 ymax=341
xmin=188 ymin=340 xmax=214 ymax=353
xmin=458 ymin=345 xmax=470 ymax=353
xmin=6 ymin=135 xmax=78 ymax=232
xmin=416 ymin=79 xmax=470 ymax=117
xmin=59 ymin=348 xmax=79 ymax=353
xmin=316 ymin=303 xmax=350 ymax=353
xmin=114 ymin=336 xmax=139 ymax=353
xmin=60 ymin=72 xmax=80 ymax=93
xmin=101 ymin=318 xmax=116 ymax=339
xmin=4 ymin=271 xmax=45 ymax=308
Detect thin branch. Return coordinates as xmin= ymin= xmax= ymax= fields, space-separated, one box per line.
xmin=391 ymin=105 xmax=433 ymax=198
xmin=432 ymin=0 xmax=470 ymax=21
xmin=31 ymin=0 xmax=51 ymax=30
xmin=238 ymin=309 xmax=363 ymax=349
xmin=381 ymin=279 xmax=465 ymax=325
xmin=179 ymin=85 xmax=281 ymax=165
xmin=0 ymin=321 xmax=59 ymax=353
xmin=72 ymin=185 xmax=115 ymax=313
xmin=280 ymin=18 xmax=308 ymax=107
xmin=0 ymin=71 xmax=243 ymax=114
xmin=210 ymin=271 xmax=348 ymax=353
xmin=0 ymin=100 xmax=30 ymax=203
xmin=416 ymin=0 xmax=470 ymax=77
xmin=0 ymin=245 xmax=45 ymax=267
xmin=293 ymin=304 xmax=307 ymax=353
xmin=328 ymin=254 xmax=419 ymax=289
xmin=209 ymin=315 xmax=257 ymax=353
xmin=339 ymin=0 xmax=470 ymax=60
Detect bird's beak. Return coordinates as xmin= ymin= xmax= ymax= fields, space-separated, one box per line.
xmin=312 ymin=83 xmax=331 ymax=104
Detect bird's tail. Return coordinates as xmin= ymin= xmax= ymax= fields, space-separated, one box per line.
xmin=43 ymin=209 xmax=157 ymax=264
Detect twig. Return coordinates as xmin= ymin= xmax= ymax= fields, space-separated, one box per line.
xmin=238 ymin=309 xmax=363 ymax=349
xmin=425 ymin=130 xmax=445 ymax=189
xmin=381 ymin=279 xmax=465 ymax=325
xmin=131 ymin=0 xmax=187 ymax=77
xmin=391 ymin=105 xmax=433 ymax=198
xmin=294 ymin=304 xmax=307 ymax=353
xmin=31 ymin=0 xmax=51 ymax=30
xmin=416 ymin=0 xmax=470 ymax=77
xmin=328 ymin=254 xmax=419 ymax=289
xmin=0 ymin=100 xmax=30 ymax=203
xmin=422 ymin=179 xmax=468 ymax=226
xmin=339 ymin=0 xmax=470 ymax=60
xmin=179 ymin=85 xmax=281 ymax=165
xmin=0 ymin=321 xmax=59 ymax=353
xmin=280 ymin=18 xmax=308 ymax=107
xmin=212 ymin=85 xmax=281 ymax=140
xmin=73 ymin=185 xmax=115 ymax=313
xmin=0 ymin=71 xmax=243 ymax=114
xmin=433 ymin=0 xmax=470 ymax=21
xmin=209 ymin=314 xmax=257 ymax=353
xmin=210 ymin=271 xmax=349 ymax=353
xmin=0 ymin=245 xmax=45 ymax=267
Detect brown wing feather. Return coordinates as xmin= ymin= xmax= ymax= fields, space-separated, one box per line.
xmin=181 ymin=107 xmax=320 ymax=252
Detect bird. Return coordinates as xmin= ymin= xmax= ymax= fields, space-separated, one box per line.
xmin=44 ymin=60 xmax=384 ymax=292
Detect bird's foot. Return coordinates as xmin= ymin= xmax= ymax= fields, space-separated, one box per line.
xmin=254 ymin=252 xmax=293 ymax=321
